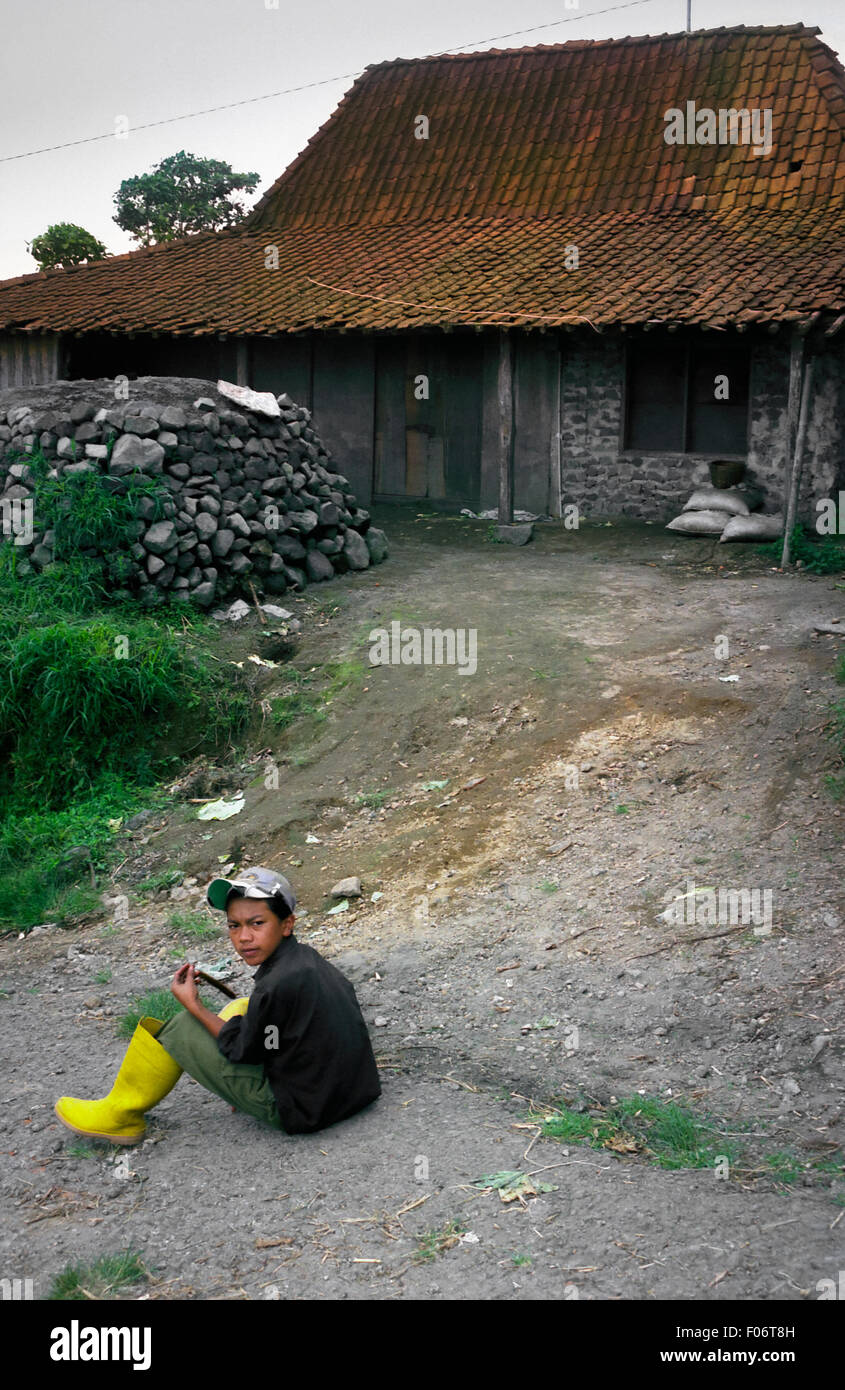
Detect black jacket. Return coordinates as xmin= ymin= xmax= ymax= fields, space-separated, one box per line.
xmin=216 ymin=934 xmax=381 ymax=1134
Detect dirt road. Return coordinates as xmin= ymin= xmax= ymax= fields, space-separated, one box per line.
xmin=2 ymin=509 xmax=843 ymax=1299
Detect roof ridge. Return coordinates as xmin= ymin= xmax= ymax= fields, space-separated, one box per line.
xmin=366 ymin=22 xmax=823 ymax=67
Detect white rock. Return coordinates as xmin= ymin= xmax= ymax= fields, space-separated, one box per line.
xmin=211 ymin=599 xmax=252 ymax=622
xmin=331 ymin=877 xmax=362 ymax=898
xmin=217 ymin=380 xmax=281 ymax=418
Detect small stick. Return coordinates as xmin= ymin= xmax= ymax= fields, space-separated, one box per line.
xmin=193 ymin=969 xmax=238 ymax=999
xmin=248 ymin=580 xmax=267 ymax=624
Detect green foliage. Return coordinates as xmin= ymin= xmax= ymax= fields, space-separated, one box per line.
xmin=0 ymin=554 xmax=248 ymax=811
xmin=413 ymin=1220 xmax=466 ymax=1263
xmin=271 ymin=691 xmax=324 ymax=730
xmin=46 ymin=1250 xmax=149 ymax=1300
xmin=0 ymin=775 xmax=162 ymax=930
xmin=30 ymin=454 xmax=168 ymax=566
xmin=270 ymin=659 xmax=364 ymax=733
xmin=135 ymin=868 xmax=185 ymax=895
xmin=0 ymin=485 xmax=248 ymax=930
xmin=113 ymin=150 xmax=260 ymax=246
xmin=0 ymin=614 xmax=182 ymax=805
xmin=167 ymin=908 xmax=218 ymax=940
xmin=28 ymin=222 xmax=107 ymax=271
xmin=471 ymin=1170 xmax=556 ymax=1197
xmin=353 ymin=788 xmax=393 ymax=809
xmin=117 ymin=989 xmax=185 ymax=1038
xmin=65 ymin=1141 xmax=100 ymax=1159
xmin=541 ymin=1095 xmax=736 ymax=1170
xmin=758 ymin=522 xmax=845 ymax=574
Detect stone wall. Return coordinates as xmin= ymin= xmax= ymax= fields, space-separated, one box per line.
xmin=554 ymin=333 xmax=844 ymax=522
xmin=0 ymin=376 xmax=388 ymax=607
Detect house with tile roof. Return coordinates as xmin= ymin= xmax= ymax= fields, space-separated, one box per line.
xmin=1 ymin=22 xmax=844 ymax=519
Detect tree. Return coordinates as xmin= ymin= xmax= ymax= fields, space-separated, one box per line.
xmin=113 ymin=150 xmax=261 ymax=246
xmin=28 ymin=223 xmax=108 ymax=271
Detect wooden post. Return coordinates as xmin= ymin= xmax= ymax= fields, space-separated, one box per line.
xmin=785 ymin=332 xmax=803 ymax=466
xmin=497 ymin=330 xmax=514 ymax=524
xmin=551 ymin=337 xmax=562 ymax=517
xmin=781 ymin=350 xmax=815 ymax=567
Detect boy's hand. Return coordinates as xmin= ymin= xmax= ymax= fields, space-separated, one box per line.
xmin=171 ymin=962 xmax=200 ymax=1010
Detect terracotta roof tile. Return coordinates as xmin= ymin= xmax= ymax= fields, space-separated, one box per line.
xmin=1 ymin=23 xmax=844 ymax=335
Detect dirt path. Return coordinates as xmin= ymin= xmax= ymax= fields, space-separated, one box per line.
xmin=2 ymin=510 xmax=843 ymax=1300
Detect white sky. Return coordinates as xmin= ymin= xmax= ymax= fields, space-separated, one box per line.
xmin=1 ymin=0 xmax=843 ymax=282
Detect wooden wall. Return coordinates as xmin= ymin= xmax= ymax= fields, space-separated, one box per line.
xmin=0 ymin=333 xmax=61 ymax=388
xmin=482 ymin=333 xmax=562 ymax=515
xmin=312 ymin=337 xmax=376 ymax=505
xmin=375 ymin=335 xmax=483 ymax=507
xmin=59 ymin=328 xmax=571 ymax=515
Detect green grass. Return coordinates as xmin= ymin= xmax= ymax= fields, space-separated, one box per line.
xmin=271 ymin=690 xmax=325 ymax=730
xmin=353 ymin=788 xmax=394 ymax=810
xmin=117 ymin=988 xmax=187 ymax=1038
xmin=538 ymin=881 xmax=560 ymax=895
xmin=540 ymin=1095 xmax=740 ymax=1171
xmin=762 ymin=1149 xmax=845 ymax=1187
xmin=0 ymin=562 xmax=251 ymax=813
xmin=65 ymin=1141 xmax=100 ymax=1160
xmin=46 ymin=1249 xmax=149 ymax=1300
xmin=135 ymin=867 xmax=185 ymax=895
xmin=413 ymin=1220 xmax=466 ymax=1263
xmin=270 ymin=657 xmax=365 ymax=734
xmin=758 ymin=521 xmax=845 ymax=574
xmin=539 ymin=1094 xmax=843 ymax=1190
xmin=0 ymin=495 xmax=250 ymax=933
xmin=764 ymin=1151 xmax=805 ymax=1184
xmin=167 ymin=908 xmax=218 ymax=941
xmin=0 ymin=776 xmax=171 ymax=932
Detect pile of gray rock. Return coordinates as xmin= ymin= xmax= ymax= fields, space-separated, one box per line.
xmin=0 ymin=376 xmax=388 ymax=607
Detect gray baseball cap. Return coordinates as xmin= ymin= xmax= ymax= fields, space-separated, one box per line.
xmin=207 ymin=866 xmax=296 ymax=915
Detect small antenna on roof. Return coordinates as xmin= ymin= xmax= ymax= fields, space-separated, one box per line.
xmin=686 ymin=1 xmax=692 ymax=32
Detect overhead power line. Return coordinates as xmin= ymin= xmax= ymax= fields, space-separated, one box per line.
xmin=0 ymin=0 xmax=660 ymax=164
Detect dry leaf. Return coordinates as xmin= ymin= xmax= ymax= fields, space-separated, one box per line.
xmin=603 ymin=1134 xmax=640 ymax=1154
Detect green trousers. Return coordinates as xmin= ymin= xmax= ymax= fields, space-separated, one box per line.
xmin=157 ymin=1012 xmax=284 ymax=1130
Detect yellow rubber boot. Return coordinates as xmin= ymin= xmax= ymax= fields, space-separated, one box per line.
xmin=217 ymin=996 xmax=249 ymax=1021
xmin=55 ymin=1017 xmax=183 ymax=1146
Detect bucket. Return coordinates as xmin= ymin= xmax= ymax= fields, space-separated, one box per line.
xmin=709 ymin=459 xmax=746 ymax=489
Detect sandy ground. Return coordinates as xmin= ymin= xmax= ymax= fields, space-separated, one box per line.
xmin=1 ymin=508 xmax=843 ymax=1300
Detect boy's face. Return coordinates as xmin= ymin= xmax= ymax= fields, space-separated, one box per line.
xmin=226 ymin=896 xmax=294 ymax=966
